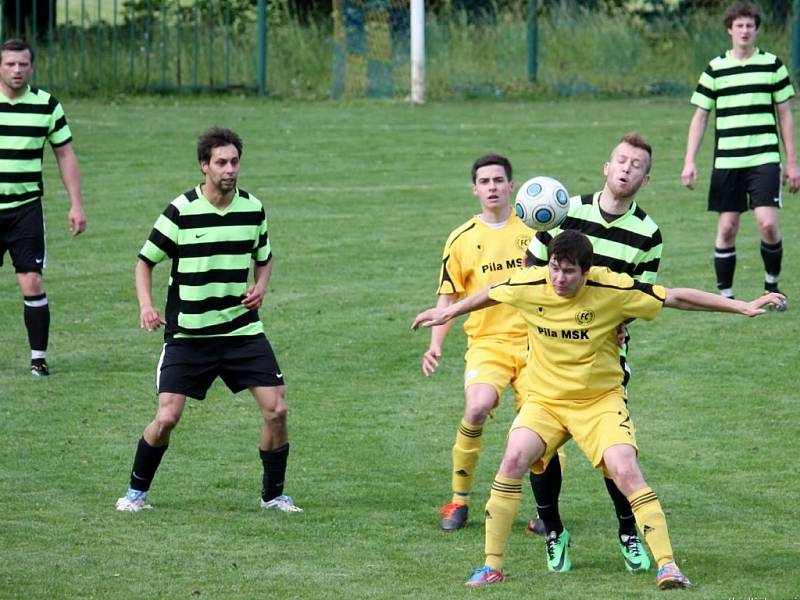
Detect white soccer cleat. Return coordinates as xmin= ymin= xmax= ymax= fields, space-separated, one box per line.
xmin=115 ymin=489 xmax=153 ymax=512
xmin=260 ymin=494 xmax=303 ymax=513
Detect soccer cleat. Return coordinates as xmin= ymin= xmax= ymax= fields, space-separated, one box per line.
xmin=656 ymin=562 xmax=691 ymax=590
xmin=764 ymin=288 xmax=787 ymax=312
xmin=619 ymin=533 xmax=651 ymax=572
xmin=545 ymin=529 xmax=572 ymax=572
xmin=526 ymin=516 xmax=547 ymax=536
xmin=115 ymin=488 xmax=153 ymax=512
xmin=438 ymin=502 xmax=468 ymax=531
xmin=260 ymin=494 xmax=303 ymax=512
xmin=31 ymin=359 xmax=49 ymax=377
xmin=464 ymin=565 xmax=504 ymax=587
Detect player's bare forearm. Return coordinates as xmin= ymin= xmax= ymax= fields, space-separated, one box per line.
xmin=242 ymin=260 xmax=271 ymax=310
xmin=681 ymin=108 xmax=709 ymax=189
xmin=664 ymin=287 xmax=785 ymax=316
xmin=135 ymin=259 xmax=165 ymax=330
xmin=412 ymin=287 xmax=497 ymax=330
xmin=777 ymin=102 xmax=800 ymax=192
xmin=53 ymin=143 xmax=87 ymax=235
xmin=422 ymin=294 xmax=457 ymax=375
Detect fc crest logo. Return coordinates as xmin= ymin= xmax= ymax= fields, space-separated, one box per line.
xmin=516 ymin=235 xmax=531 ymax=251
xmin=575 ymin=308 xmax=595 ymax=325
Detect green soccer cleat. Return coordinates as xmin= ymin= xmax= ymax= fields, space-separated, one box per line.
xmin=619 ymin=533 xmax=651 ymax=572
xmin=545 ymin=529 xmax=572 ymax=572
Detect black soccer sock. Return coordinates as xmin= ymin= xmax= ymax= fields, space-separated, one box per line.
xmin=714 ymin=246 xmax=736 ymax=293
xmin=604 ymin=477 xmax=637 ymax=538
xmin=760 ymin=239 xmax=782 ymax=289
xmin=530 ymin=454 xmax=563 ymax=534
xmin=23 ymin=294 xmax=49 ymax=354
xmin=129 ymin=437 xmax=169 ymax=492
xmin=260 ymin=442 xmax=289 ymax=502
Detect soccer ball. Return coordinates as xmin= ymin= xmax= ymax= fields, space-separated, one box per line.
xmin=514 ymin=176 xmax=570 ymax=231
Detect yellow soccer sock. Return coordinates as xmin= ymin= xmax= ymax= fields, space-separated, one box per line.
xmin=627 ymin=486 xmax=674 ymax=567
xmin=484 ymin=475 xmax=522 ymax=571
xmin=451 ymin=419 xmax=483 ymax=502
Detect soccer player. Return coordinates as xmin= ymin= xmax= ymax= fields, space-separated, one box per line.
xmin=681 ymin=1 xmax=799 ymax=303
xmin=525 ymin=132 xmax=661 ymax=572
xmin=412 ymin=229 xmax=784 ymax=591
xmin=0 ymin=38 xmax=86 ymax=376
xmin=422 ymin=154 xmax=531 ymax=530
xmin=115 ymin=127 xmax=301 ymax=514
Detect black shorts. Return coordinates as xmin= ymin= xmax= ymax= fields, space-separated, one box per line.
xmin=156 ymin=334 xmax=284 ymax=400
xmin=0 ymin=199 xmax=46 ymax=273
xmin=708 ymin=163 xmax=781 ymax=213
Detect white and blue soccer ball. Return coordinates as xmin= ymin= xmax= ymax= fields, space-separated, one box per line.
xmin=514 ymin=176 xmax=570 ymax=231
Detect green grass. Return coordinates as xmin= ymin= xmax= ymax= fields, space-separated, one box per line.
xmin=0 ymin=96 xmax=798 ymax=599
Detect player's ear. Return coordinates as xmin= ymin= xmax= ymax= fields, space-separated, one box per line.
xmin=603 ymin=161 xmax=610 ymax=177
xmin=640 ymin=173 xmax=651 ymax=188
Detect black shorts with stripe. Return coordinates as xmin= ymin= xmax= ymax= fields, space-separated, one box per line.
xmin=708 ymin=163 xmax=781 ymax=213
xmin=156 ymin=334 xmax=284 ymax=400
xmin=0 ymin=199 xmax=46 ymax=273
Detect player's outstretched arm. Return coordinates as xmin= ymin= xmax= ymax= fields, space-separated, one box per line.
xmin=412 ymin=286 xmax=497 ymax=331
xmin=422 ymin=293 xmax=457 ymax=376
xmin=664 ymin=288 xmax=785 ymax=316
xmin=681 ymin=108 xmax=709 ymax=190
xmin=135 ymin=259 xmax=166 ymax=331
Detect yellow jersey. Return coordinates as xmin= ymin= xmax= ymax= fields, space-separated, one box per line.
xmin=438 ymin=214 xmax=532 ymax=342
xmin=488 ymin=266 xmax=665 ymax=401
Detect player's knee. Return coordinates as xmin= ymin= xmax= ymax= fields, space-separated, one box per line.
xmin=153 ymin=411 xmax=181 ymax=433
xmin=499 ymin=448 xmax=530 ymax=477
xmin=757 ymin=220 xmax=779 ymax=241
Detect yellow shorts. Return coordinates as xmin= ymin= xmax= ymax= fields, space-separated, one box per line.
xmin=510 ymin=388 xmax=637 ymax=474
xmin=464 ymin=337 xmax=528 ymax=413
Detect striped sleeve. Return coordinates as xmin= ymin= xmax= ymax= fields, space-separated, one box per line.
xmin=773 ymin=58 xmax=795 ymax=104
xmin=139 ymin=202 xmax=180 ymax=265
xmin=253 ymin=207 xmax=271 ymax=264
xmin=47 ymin=96 xmax=72 ymax=147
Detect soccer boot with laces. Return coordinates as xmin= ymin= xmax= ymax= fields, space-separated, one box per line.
xmin=31 ymin=358 xmax=49 ymax=377
xmin=438 ymin=501 xmax=468 ymax=531
xmin=655 ymin=561 xmax=691 ymax=590
xmin=260 ymin=495 xmax=303 ymax=512
xmin=464 ymin=565 xmax=504 ymax=587
xmin=115 ymin=488 xmax=153 ymax=512
xmin=545 ymin=529 xmax=572 ymax=572
xmin=619 ymin=533 xmax=651 ymax=572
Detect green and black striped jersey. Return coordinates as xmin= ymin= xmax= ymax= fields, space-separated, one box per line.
xmin=0 ymin=85 xmax=73 ymax=211
xmin=139 ymin=186 xmax=271 ymax=340
xmin=691 ymin=48 xmax=795 ymax=170
xmin=526 ymin=192 xmax=662 ymax=284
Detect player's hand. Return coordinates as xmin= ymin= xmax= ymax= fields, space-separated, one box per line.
xmin=411 ymin=308 xmax=448 ymax=331
xmin=741 ymin=292 xmax=786 ymax=316
xmin=242 ymin=285 xmax=265 ymax=310
xmin=681 ymin=163 xmax=697 ymax=190
xmin=783 ymin=162 xmax=800 ymax=193
xmin=615 ymin=322 xmax=627 ymax=348
xmin=422 ymin=347 xmax=442 ymax=376
xmin=68 ymin=205 xmax=87 ymax=236
xmin=140 ymin=306 xmax=166 ymax=331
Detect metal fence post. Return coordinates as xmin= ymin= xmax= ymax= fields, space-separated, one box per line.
xmin=528 ymin=0 xmax=538 ymax=82
xmin=257 ymin=0 xmax=267 ymax=96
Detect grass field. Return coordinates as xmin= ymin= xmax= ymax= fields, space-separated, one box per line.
xmin=0 ymin=97 xmax=798 ymax=599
